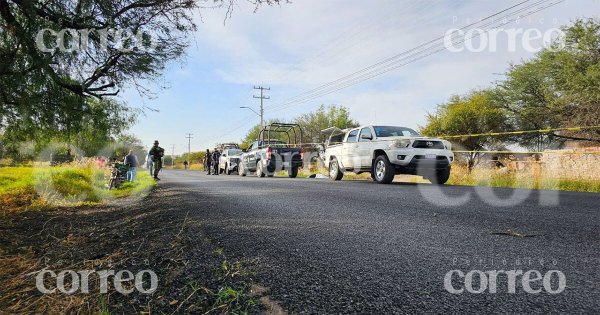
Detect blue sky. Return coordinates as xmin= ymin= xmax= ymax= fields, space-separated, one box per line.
xmin=119 ymin=0 xmax=599 ymax=155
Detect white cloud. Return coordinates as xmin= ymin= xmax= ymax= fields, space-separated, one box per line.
xmin=128 ymin=0 xmax=600 ymax=152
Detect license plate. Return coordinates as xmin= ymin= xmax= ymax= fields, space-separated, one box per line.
xmin=425 ymin=154 xmax=436 ymax=159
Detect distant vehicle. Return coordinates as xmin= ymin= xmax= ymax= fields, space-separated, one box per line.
xmin=323 ymin=126 xmax=454 ymax=184
xmin=219 ymin=148 xmax=244 ymax=175
xmin=239 ymin=123 xmax=304 ymax=178
xmin=217 ymin=143 xmax=240 ymax=152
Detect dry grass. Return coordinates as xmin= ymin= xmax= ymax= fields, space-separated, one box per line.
xmin=169 ymin=163 xmax=205 ymax=171
xmin=448 ymin=164 xmax=600 ymax=193
xmin=0 ymin=249 xmax=119 ymax=314
xmin=291 ymin=164 xmax=598 ymax=192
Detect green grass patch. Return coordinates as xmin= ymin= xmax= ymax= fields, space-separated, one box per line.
xmin=0 ymin=165 xmax=156 ymax=212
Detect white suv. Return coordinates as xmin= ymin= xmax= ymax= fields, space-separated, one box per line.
xmin=219 ymin=148 xmax=244 ymax=175
xmin=323 ymin=126 xmax=454 ymax=184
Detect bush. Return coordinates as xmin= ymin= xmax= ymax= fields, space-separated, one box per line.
xmin=0 ymin=163 xmax=156 ymax=212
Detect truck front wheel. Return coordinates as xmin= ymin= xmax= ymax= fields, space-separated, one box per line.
xmin=431 ymin=166 xmax=451 ymax=185
xmin=256 ymin=161 xmax=266 ymax=178
xmin=373 ymin=155 xmax=395 ymax=184
xmin=238 ymin=162 xmax=247 ymax=176
xmin=329 ymin=158 xmax=344 ymax=181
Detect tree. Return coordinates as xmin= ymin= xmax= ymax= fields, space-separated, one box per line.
xmin=545 ymin=19 xmax=600 ymax=141
xmin=496 ymin=18 xmax=600 ymax=148
xmin=177 ymin=151 xmax=206 ymax=165
xmin=294 ymin=105 xmax=359 ymax=144
xmin=0 ymin=0 xmax=282 ymax=99
xmin=421 ymin=90 xmax=510 ymax=169
xmin=110 ymin=134 xmax=146 ymax=164
xmin=1 ymin=97 xmax=137 ymax=160
xmin=0 ymin=0 xmax=284 ymax=160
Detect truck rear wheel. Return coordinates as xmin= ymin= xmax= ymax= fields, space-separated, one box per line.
xmin=329 ymin=158 xmax=343 ymax=181
xmin=373 ymin=155 xmax=395 ymax=184
xmin=288 ymin=166 xmax=299 ymax=178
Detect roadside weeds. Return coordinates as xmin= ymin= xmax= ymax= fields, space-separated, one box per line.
xmin=0 ymin=184 xmax=276 ymax=314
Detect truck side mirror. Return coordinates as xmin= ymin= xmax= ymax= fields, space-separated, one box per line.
xmin=361 ymin=134 xmax=373 ymax=140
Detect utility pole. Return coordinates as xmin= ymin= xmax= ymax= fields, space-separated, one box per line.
xmin=253 ymin=86 xmax=270 ymax=127
xmin=171 ymin=144 xmax=175 ymax=167
xmin=185 ymin=133 xmax=193 ymax=165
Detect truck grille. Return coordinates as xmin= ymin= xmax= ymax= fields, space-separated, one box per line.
xmin=230 ymin=158 xmax=239 ymax=163
xmin=412 ymin=140 xmax=445 ymax=149
xmin=414 ymin=155 xmax=448 ymax=161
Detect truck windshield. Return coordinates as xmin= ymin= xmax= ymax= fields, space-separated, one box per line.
xmin=227 ymin=149 xmax=243 ymax=155
xmin=373 ymin=126 xmax=420 ymax=137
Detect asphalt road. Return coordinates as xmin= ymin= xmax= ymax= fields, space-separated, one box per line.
xmin=159 ymin=169 xmax=599 ymax=314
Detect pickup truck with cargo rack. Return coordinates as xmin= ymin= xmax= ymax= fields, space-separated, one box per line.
xmin=323 ymin=125 xmax=454 ymax=184
xmin=239 ymin=123 xmax=304 ymax=178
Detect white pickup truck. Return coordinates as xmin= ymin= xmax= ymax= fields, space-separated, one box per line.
xmin=323 ymin=126 xmax=454 ymax=184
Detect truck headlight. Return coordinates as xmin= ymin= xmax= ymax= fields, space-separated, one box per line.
xmin=391 ymin=140 xmax=411 ymax=148
xmin=443 ymin=140 xmax=452 ymax=150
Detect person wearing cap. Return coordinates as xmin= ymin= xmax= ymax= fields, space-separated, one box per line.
xmin=148 ymin=140 xmax=165 ymax=180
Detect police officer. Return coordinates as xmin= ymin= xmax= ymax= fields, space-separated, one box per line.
xmin=212 ymin=149 xmax=221 ymax=175
xmin=205 ymin=149 xmax=212 ymax=175
xmin=148 ymin=140 xmax=165 ymax=180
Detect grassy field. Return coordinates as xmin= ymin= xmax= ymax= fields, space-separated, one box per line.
xmin=0 ymin=163 xmax=156 ymax=213
xmin=277 ymin=165 xmax=599 ymax=193
xmin=170 ymin=163 xmax=205 ymax=171
xmin=447 ymin=164 xmax=600 ymax=193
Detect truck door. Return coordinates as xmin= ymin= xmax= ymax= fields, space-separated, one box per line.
xmin=220 ymin=151 xmax=227 ymax=170
xmin=246 ymin=141 xmax=259 ymax=170
xmin=341 ymin=129 xmax=359 ymax=170
xmin=357 ymin=127 xmax=374 ymax=169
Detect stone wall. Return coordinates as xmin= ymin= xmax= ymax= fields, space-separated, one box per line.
xmin=541 ymin=147 xmax=600 ymax=181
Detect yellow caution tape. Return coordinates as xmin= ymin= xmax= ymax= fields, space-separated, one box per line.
xmin=439 ymin=126 xmax=600 ymax=139
xmin=453 ymin=151 xmax=600 ymax=155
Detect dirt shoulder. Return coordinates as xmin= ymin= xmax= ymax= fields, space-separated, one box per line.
xmin=0 ymin=185 xmax=267 ymax=314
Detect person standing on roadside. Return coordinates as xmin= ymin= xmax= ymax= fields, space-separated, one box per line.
xmin=124 ymin=150 xmax=139 ymax=182
xmin=183 ymin=160 xmax=189 ymax=170
xmin=149 ymin=140 xmax=165 ymax=180
xmin=146 ymin=152 xmax=153 ymax=176
xmin=212 ymin=149 xmax=221 ymax=175
xmin=205 ymin=149 xmax=212 ymax=175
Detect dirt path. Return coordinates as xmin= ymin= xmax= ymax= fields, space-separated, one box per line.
xmin=0 ymin=184 xmax=267 ymax=314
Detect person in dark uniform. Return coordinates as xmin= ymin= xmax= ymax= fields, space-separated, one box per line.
xmin=148 ymin=140 xmax=165 ymax=180
xmin=205 ymin=149 xmax=212 ymax=175
xmin=212 ymin=149 xmax=221 ymax=175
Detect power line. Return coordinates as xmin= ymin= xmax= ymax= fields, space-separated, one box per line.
xmin=212 ymin=3 xmax=443 ymax=140
xmin=265 ymin=0 xmax=537 ymax=110
xmin=215 ymin=0 xmax=565 ymax=141
xmin=266 ymin=0 xmax=563 ymax=113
